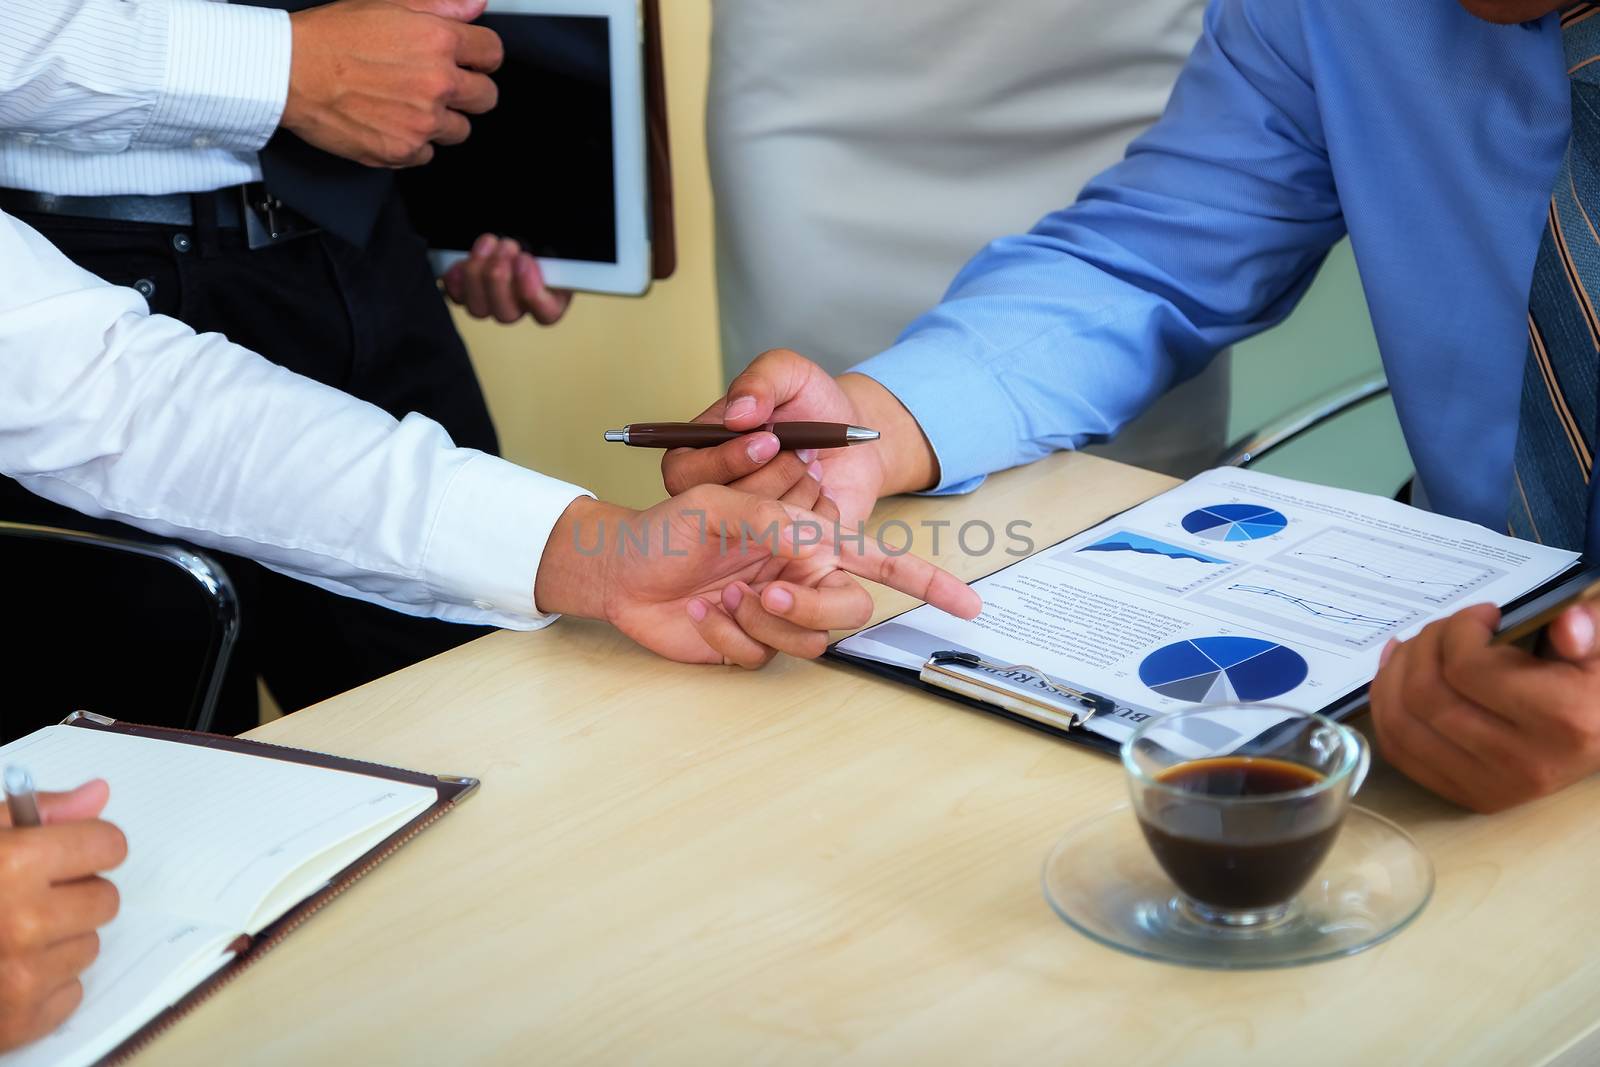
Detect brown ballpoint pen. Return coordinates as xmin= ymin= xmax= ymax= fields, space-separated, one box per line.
xmin=602 ymin=421 xmax=880 ymax=449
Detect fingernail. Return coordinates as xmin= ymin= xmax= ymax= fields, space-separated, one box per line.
xmin=727 ymin=396 xmax=757 ymax=421
xmin=1379 ymin=638 xmax=1398 ymax=668
xmin=516 ymin=256 xmax=536 ymax=279
xmin=1569 ymin=606 xmax=1596 ymax=654
xmin=722 ymin=583 xmax=745 ymax=611
xmin=686 ymin=598 xmax=708 ymax=622
xmin=807 ymin=461 xmax=824 ymax=481
xmin=746 ymin=433 xmax=779 ymax=463
xmin=472 ymin=234 xmax=496 ymax=258
xmin=765 ymin=586 xmax=794 ymax=612
xmin=796 ymin=449 xmax=818 ymax=464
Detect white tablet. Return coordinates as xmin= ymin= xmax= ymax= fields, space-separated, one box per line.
xmin=402 ymin=0 xmax=651 ymax=295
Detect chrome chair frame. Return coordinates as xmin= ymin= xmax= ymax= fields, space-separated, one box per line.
xmin=1216 ymin=371 xmax=1392 ymax=469
xmin=0 ymin=521 xmax=238 ymax=733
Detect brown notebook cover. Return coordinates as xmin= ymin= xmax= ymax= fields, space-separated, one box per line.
xmin=55 ymin=713 xmax=479 ymax=1067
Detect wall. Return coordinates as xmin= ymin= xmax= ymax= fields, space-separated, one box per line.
xmin=455 ymin=0 xmax=720 ymax=510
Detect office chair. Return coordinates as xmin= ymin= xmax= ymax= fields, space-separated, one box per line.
xmin=1217 ymin=372 xmax=1392 ymax=471
xmin=0 ymin=521 xmax=238 ymax=742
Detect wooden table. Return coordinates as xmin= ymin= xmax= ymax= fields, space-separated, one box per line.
xmin=142 ymin=454 xmax=1600 ymax=1065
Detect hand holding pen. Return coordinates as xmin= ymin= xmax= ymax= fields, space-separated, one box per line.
xmin=0 ymin=769 xmax=126 ymax=1053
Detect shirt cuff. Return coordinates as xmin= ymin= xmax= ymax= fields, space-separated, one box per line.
xmin=422 ymin=454 xmax=592 ymax=631
xmin=850 ymin=334 xmax=1027 ymax=496
xmin=141 ymin=1 xmax=292 ymax=152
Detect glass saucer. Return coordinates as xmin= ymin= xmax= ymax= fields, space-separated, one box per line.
xmin=1041 ymin=804 xmax=1433 ymax=970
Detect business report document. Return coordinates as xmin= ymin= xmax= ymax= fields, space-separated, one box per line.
xmin=835 ymin=468 xmax=1578 ymax=751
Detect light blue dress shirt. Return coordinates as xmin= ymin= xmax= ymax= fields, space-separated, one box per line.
xmin=854 ymin=0 xmax=1571 ymax=531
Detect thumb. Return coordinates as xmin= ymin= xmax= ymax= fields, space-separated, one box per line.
xmin=38 ymin=780 xmax=110 ymax=825
xmin=394 ymin=0 xmax=486 ymax=20
xmin=1547 ymin=602 xmax=1600 ymax=662
xmin=723 ymin=349 xmax=814 ymax=430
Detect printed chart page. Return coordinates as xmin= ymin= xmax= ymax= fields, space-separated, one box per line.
xmin=837 ymin=468 xmax=1578 ymax=746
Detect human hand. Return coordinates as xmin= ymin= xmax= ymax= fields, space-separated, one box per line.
xmin=441 ymin=235 xmax=573 ymax=324
xmin=282 ymin=0 xmax=503 ymax=168
xmin=0 ymin=780 xmax=125 ymax=1052
xmin=660 ymin=349 xmax=941 ymax=531
xmin=1370 ymin=601 xmax=1600 ymax=812
xmin=532 ymin=484 xmax=981 ymax=668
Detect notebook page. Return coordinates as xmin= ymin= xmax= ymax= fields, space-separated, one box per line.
xmin=0 ymin=905 xmax=237 ymax=1067
xmin=0 ymin=726 xmax=437 ymax=930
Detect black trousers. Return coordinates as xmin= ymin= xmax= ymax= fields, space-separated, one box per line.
xmin=2 ymin=194 xmax=496 ymax=736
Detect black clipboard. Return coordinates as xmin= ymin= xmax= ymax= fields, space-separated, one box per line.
xmin=825 ymin=530 xmax=1600 ymax=757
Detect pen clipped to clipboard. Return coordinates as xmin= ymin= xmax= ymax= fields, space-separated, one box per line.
xmin=919 ymin=651 xmax=1119 ymax=736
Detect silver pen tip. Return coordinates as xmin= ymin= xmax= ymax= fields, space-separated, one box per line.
xmin=603 ymin=429 xmax=626 ymax=443
xmin=845 ymin=426 xmax=880 ymax=443
xmin=3 ymin=765 xmax=32 ymax=796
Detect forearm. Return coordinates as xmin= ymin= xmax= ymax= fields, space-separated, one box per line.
xmin=0 ymin=0 xmax=289 ymax=152
xmin=848 ymin=0 xmax=1345 ymax=494
xmin=0 ymin=209 xmax=588 ymax=629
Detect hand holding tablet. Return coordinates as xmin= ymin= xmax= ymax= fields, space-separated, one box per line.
xmin=400 ymin=0 xmax=663 ymax=296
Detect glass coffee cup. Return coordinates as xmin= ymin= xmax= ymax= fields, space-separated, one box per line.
xmin=1122 ymin=705 xmax=1370 ymax=929
xmin=1043 ymin=703 xmax=1431 ymax=967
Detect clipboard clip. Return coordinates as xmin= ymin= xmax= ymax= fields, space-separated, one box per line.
xmin=919 ymin=651 xmax=1116 ymax=732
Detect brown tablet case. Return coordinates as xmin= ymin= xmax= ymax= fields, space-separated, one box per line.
xmin=643 ymin=0 xmax=675 ymax=280
xmin=55 ymin=713 xmax=480 ymax=1067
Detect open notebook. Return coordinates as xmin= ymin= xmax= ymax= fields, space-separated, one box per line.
xmin=0 ymin=716 xmax=478 ymax=1067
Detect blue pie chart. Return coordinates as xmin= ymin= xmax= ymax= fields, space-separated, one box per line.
xmin=1181 ymin=503 xmax=1289 ymax=542
xmin=1139 ymin=636 xmax=1309 ymax=704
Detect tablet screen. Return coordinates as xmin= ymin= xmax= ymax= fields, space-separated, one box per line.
xmin=400 ymin=14 xmax=617 ymax=264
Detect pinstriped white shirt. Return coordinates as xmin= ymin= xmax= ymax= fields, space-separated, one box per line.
xmin=0 ymin=0 xmax=292 ymax=195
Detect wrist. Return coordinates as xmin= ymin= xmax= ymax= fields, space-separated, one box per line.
xmin=839 ymin=373 xmax=939 ymax=495
xmin=280 ymin=10 xmax=316 ymax=134
xmin=533 ymin=497 xmax=634 ymax=620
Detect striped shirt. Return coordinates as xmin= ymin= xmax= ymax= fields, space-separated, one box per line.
xmin=0 ymin=0 xmax=291 ymax=195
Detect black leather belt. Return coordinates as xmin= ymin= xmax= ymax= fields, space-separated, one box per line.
xmin=0 ymin=184 xmax=319 ymax=249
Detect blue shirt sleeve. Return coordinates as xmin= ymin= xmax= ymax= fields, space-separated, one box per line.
xmin=851 ymin=0 xmax=1348 ymax=493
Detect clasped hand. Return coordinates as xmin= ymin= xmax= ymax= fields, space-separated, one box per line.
xmin=534 ymin=483 xmax=979 ymax=670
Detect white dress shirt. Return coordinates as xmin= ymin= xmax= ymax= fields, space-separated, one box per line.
xmin=0 ymin=205 xmax=590 ymax=629
xmin=707 ymin=0 xmax=1231 ymax=477
xmin=0 ymin=0 xmax=290 ymax=194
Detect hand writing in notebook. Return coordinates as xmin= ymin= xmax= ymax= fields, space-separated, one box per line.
xmin=0 ymin=780 xmax=124 ymax=1052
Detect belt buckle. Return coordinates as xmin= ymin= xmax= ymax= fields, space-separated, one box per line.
xmin=240 ymin=184 xmax=316 ymax=250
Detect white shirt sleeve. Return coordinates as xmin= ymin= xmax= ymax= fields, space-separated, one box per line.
xmin=0 ymin=0 xmax=290 ymax=153
xmin=0 ymin=208 xmax=592 ymax=630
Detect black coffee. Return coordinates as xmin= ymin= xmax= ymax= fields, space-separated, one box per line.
xmin=1138 ymin=756 xmax=1340 ymax=910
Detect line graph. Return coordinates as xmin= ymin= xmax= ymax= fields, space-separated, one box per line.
xmin=1193 ymin=566 xmax=1428 ymax=651
xmin=1051 ymin=530 xmax=1241 ymax=596
xmin=1272 ymin=528 xmax=1501 ymax=606
xmin=1291 ymin=553 xmax=1465 ymax=591
xmin=1227 ymin=585 xmax=1400 ymax=628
